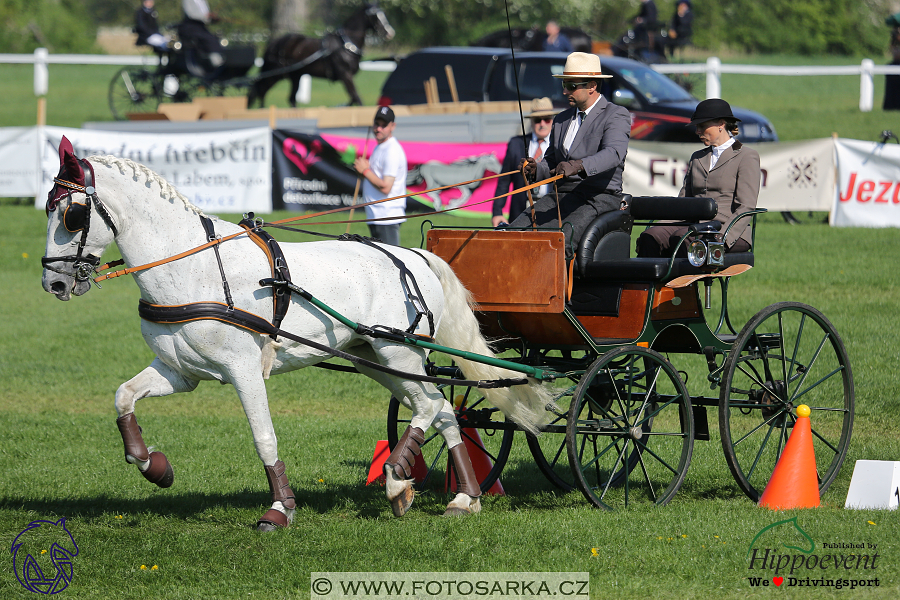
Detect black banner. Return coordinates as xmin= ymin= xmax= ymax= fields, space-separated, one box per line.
xmin=272 ymin=130 xmax=359 ymax=212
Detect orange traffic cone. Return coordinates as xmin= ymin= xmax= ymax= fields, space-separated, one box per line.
xmin=366 ymin=440 xmax=428 ymax=485
xmin=446 ymin=430 xmax=505 ymax=496
xmin=758 ymin=405 xmax=820 ymax=509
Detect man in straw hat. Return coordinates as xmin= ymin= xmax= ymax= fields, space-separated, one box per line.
xmin=512 ymin=52 xmax=631 ymax=252
xmin=492 ymin=97 xmax=561 ymax=227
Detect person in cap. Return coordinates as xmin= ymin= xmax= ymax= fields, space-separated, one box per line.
xmin=511 ymin=52 xmax=631 ymax=252
xmin=492 ymin=97 xmax=561 ymax=227
xmin=636 ymin=98 xmax=760 ymax=257
xmin=353 ymin=106 xmax=408 ymax=246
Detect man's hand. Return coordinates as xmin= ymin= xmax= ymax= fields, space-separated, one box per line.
xmin=551 ymin=159 xmax=583 ymax=179
xmin=353 ymin=157 xmax=370 ymax=176
xmin=492 ymin=215 xmax=508 ymax=227
xmin=519 ymin=157 xmax=536 ymax=179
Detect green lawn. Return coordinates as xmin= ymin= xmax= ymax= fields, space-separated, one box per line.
xmin=2 ymin=205 xmax=898 ymax=599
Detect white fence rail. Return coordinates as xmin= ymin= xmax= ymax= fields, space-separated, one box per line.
xmin=3 ymin=49 xmax=900 ymax=111
xmin=652 ymin=57 xmax=900 ymax=112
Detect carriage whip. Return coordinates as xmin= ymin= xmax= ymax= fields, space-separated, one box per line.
xmin=347 ymin=126 xmax=372 ymax=233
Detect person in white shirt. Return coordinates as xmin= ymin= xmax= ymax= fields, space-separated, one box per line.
xmin=353 ymin=106 xmax=408 ymax=246
xmin=178 ymin=0 xmax=223 ymax=58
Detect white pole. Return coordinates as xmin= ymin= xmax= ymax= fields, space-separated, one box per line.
xmin=34 ymin=48 xmax=49 ymax=97
xmin=296 ymin=74 xmax=312 ymax=105
xmin=706 ymin=56 xmax=721 ymax=99
xmin=860 ymin=59 xmax=874 ymax=112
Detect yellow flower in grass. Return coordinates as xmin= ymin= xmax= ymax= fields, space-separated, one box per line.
xmin=590 ymin=548 xmax=599 ymax=557
xmin=140 ymin=565 xmax=147 ymax=570
xmin=41 ymin=549 xmax=47 ymax=555
xmin=151 ymin=565 xmax=158 ymax=571
xmin=22 ymin=253 xmax=29 ymax=259
xmin=867 ymin=520 xmax=876 ymax=525
xmin=681 ymin=534 xmax=687 ymax=539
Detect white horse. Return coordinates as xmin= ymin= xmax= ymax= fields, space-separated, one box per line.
xmin=40 ymin=138 xmax=552 ymax=529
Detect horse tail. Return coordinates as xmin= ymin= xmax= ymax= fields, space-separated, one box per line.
xmin=418 ymin=251 xmax=556 ymax=435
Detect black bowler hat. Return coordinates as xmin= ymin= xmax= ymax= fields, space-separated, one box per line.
xmin=688 ymin=98 xmax=741 ymax=126
xmin=374 ymin=105 xmax=395 ymax=124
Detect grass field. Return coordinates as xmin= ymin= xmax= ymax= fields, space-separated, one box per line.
xmin=0 ymin=52 xmax=898 ymax=143
xmin=1 ymin=203 xmax=899 ymax=599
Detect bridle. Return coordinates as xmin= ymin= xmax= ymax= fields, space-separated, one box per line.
xmin=41 ymin=157 xmax=119 ymax=284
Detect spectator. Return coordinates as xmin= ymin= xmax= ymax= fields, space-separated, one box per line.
xmin=134 ymin=0 xmax=170 ymax=52
xmin=178 ymin=0 xmax=224 ymax=59
xmin=636 ymin=98 xmax=760 ymax=257
xmin=884 ymin=14 xmax=900 ymax=110
xmin=353 ymin=106 xmax=408 ymax=246
xmin=632 ymin=0 xmax=658 ymax=49
xmin=511 ymin=53 xmax=631 ymax=253
xmin=493 ymin=97 xmax=561 ymax=227
xmin=666 ymin=0 xmax=694 ymax=57
xmin=542 ymin=21 xmax=573 ymax=53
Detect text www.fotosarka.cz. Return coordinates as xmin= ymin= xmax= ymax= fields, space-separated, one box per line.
xmin=311 ymin=572 xmax=590 ymax=599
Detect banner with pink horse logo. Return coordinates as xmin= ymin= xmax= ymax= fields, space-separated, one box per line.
xmin=273 ymin=130 xmax=509 ymax=218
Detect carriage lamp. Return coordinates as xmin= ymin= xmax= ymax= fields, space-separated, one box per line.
xmin=687 ymin=239 xmax=707 ymax=267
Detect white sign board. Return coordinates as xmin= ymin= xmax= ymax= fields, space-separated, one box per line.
xmin=37 ymin=126 xmax=272 ymax=214
xmin=0 ymin=127 xmax=40 ymax=197
xmin=832 ymin=138 xmax=900 ymax=227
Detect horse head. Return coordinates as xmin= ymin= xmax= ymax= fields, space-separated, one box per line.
xmin=42 ymin=137 xmax=119 ymax=301
xmin=363 ymin=3 xmax=395 ymax=41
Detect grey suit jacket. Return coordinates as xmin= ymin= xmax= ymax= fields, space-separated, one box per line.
xmin=679 ymin=140 xmax=761 ymax=248
xmin=535 ymin=96 xmax=631 ymax=199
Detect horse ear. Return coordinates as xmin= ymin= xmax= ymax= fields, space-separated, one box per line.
xmin=58 ymin=136 xmax=85 ymax=186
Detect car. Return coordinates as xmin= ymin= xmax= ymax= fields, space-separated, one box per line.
xmin=377 ymin=47 xmax=778 ymax=143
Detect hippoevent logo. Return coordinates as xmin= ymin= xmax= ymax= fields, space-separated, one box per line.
xmin=746 ymin=517 xmax=880 ymax=590
xmin=10 ymin=518 xmax=79 ymax=594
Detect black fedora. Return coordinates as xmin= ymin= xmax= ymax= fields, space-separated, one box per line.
xmin=688 ymin=98 xmax=741 ymax=126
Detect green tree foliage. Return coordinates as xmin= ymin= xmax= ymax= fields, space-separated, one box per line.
xmin=0 ymin=0 xmax=101 ymax=53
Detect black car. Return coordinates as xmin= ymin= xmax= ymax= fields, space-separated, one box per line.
xmin=377 ymin=48 xmax=778 ymax=143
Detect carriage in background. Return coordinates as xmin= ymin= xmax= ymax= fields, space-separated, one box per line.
xmin=387 ymin=196 xmax=854 ymax=509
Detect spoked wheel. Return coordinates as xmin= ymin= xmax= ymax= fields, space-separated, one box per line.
xmin=387 ymin=385 xmax=514 ymax=495
xmin=108 ymin=67 xmax=162 ymax=120
xmin=566 ymin=346 xmax=694 ymax=510
xmin=719 ymin=302 xmax=854 ymax=502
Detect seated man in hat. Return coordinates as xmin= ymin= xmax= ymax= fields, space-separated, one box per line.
xmin=492 ymin=97 xmax=561 ymax=227
xmin=511 ymin=52 xmax=631 ymax=255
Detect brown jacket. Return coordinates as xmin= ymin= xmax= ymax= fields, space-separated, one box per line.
xmin=679 ymin=139 xmax=760 ymax=248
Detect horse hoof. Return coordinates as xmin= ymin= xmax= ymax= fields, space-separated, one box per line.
xmin=256 ymin=508 xmax=289 ymax=531
xmin=442 ymin=506 xmax=472 ymax=517
xmin=443 ymin=495 xmax=481 ymax=517
xmin=390 ymin=485 xmax=415 ymax=517
xmin=141 ymin=451 xmax=174 ymax=488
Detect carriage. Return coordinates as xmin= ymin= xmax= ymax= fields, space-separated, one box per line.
xmin=41 ymin=141 xmax=853 ymax=523
xmin=108 ymin=42 xmax=257 ymax=121
xmin=385 ymin=197 xmax=854 ymax=510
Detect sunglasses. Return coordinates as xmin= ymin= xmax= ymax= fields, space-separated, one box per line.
xmin=562 ymin=81 xmax=590 ymax=92
xmin=531 ymin=117 xmax=553 ymax=124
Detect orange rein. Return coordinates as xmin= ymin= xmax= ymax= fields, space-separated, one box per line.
xmin=94 ymin=170 xmax=562 ymax=283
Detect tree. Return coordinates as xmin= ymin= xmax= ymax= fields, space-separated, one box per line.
xmin=272 ymin=0 xmax=310 ymax=36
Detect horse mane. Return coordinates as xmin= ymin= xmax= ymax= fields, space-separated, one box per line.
xmin=89 ymin=155 xmax=206 ymax=217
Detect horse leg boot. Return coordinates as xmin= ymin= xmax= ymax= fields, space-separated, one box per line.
xmin=256 ymin=460 xmax=297 ymax=531
xmin=115 ymin=413 xmax=174 ymax=488
xmin=384 ymin=426 xmax=424 ymax=516
xmin=444 ymin=442 xmax=482 ymax=517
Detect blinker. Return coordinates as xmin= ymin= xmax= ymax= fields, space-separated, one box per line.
xmin=63 ymin=202 xmax=89 ymax=233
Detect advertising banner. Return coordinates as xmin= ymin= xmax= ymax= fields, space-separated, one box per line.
xmin=37 ymin=126 xmax=272 ymax=213
xmin=832 ymin=138 xmax=900 ymax=227
xmin=625 ymin=139 xmax=835 ymax=212
xmin=0 ymin=127 xmax=40 ymax=197
xmin=273 ymin=130 xmax=508 ymax=218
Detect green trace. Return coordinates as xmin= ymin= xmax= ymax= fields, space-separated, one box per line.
xmin=2 ymin=206 xmax=899 ymax=599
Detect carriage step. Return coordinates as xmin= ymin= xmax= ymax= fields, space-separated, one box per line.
xmin=693 ymin=405 xmax=710 ymax=441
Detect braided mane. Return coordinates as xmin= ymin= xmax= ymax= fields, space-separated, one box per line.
xmin=90 ymin=155 xmax=206 ymax=217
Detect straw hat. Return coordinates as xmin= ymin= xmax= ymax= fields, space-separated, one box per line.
xmin=552 ymin=52 xmax=613 ymax=79
xmin=528 ymin=97 xmax=560 ymax=118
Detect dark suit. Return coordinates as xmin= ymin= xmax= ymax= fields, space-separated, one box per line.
xmin=509 ymin=95 xmax=631 ymax=250
xmin=638 ymin=139 xmax=760 ymax=256
xmin=493 ymin=134 xmax=543 ymax=223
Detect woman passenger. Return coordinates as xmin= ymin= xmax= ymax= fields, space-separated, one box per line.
xmin=636 ymin=98 xmax=760 ymax=257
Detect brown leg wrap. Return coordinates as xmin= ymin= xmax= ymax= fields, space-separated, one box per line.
xmin=141 ymin=451 xmax=174 ymax=488
xmin=385 ymin=426 xmax=425 ymax=479
xmin=449 ymin=443 xmax=482 ymax=498
xmin=116 ymin=413 xmax=150 ymax=462
xmin=257 ymin=508 xmax=289 ymax=529
xmin=263 ymin=460 xmax=296 ymax=510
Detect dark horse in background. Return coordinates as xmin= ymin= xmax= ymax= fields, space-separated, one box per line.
xmin=472 ymin=27 xmax=592 ymax=53
xmin=248 ymin=3 xmax=394 ymax=108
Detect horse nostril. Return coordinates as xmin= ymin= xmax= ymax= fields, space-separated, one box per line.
xmin=50 ymin=281 xmax=68 ymax=295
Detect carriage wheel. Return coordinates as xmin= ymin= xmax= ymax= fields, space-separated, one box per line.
xmin=386 ymin=386 xmax=514 ymax=495
xmin=719 ymin=302 xmax=854 ymax=502
xmin=108 ymin=67 xmax=162 ymax=121
xmin=566 ymin=346 xmax=694 ymax=510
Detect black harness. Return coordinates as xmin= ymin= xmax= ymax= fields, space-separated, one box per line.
xmin=41 ymin=158 xmax=119 ymax=284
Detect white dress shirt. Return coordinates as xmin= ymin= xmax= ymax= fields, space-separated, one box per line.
xmin=709 ymin=135 xmax=736 ymax=170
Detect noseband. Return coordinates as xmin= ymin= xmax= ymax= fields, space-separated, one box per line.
xmin=42 ymin=158 xmax=119 ymax=283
